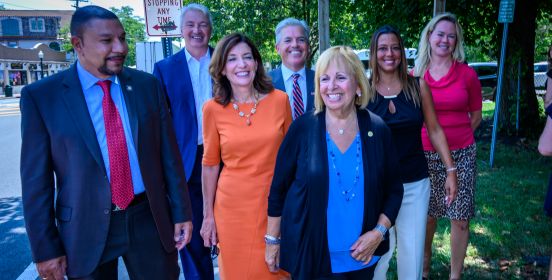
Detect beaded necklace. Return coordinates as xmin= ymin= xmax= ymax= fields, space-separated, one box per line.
xmin=231 ymin=92 xmax=259 ymax=126
xmin=327 ymin=133 xmax=361 ymax=202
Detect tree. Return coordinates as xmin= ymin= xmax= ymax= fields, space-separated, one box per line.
xmin=110 ymin=6 xmax=146 ymax=67
xmin=493 ymin=0 xmax=550 ymax=137
xmin=191 ymin=0 xmax=318 ymax=67
xmin=58 ymin=24 xmax=73 ymax=53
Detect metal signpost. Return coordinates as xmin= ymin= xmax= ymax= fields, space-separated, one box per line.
xmin=143 ymin=0 xmax=182 ymax=58
xmin=490 ymin=0 xmax=515 ymax=167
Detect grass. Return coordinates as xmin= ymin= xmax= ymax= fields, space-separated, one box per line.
xmin=386 ymin=104 xmax=552 ymax=279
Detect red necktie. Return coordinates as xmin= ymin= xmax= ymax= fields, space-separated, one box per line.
xmin=292 ymin=73 xmax=304 ymax=119
xmin=97 ymin=80 xmax=134 ymax=209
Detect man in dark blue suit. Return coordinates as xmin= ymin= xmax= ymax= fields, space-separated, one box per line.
xmin=21 ymin=6 xmax=192 ymax=280
xmin=153 ymin=3 xmax=214 ymax=280
xmin=269 ymin=18 xmax=315 ymax=119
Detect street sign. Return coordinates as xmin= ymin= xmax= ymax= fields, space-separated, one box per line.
xmin=143 ymin=0 xmax=182 ymax=37
xmin=498 ymin=0 xmax=515 ymax=23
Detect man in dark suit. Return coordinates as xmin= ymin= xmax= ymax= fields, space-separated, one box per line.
xmin=20 ymin=6 xmax=192 ymax=280
xmin=153 ymin=3 xmax=214 ymax=280
xmin=269 ymin=18 xmax=315 ymax=119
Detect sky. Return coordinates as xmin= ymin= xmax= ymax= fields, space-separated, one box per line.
xmin=0 ymin=0 xmax=146 ymax=18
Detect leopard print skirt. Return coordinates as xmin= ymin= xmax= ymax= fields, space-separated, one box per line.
xmin=424 ymin=143 xmax=477 ymax=220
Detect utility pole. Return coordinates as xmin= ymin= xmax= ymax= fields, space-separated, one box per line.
xmin=318 ymin=0 xmax=330 ymax=53
xmin=433 ymin=0 xmax=446 ymax=16
xmin=68 ymin=0 xmax=89 ymax=9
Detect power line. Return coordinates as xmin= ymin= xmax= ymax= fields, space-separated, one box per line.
xmin=0 ymin=1 xmax=37 ymax=10
xmin=68 ymin=0 xmax=89 ymax=9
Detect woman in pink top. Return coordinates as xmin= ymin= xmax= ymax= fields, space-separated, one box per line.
xmin=413 ymin=13 xmax=482 ymax=280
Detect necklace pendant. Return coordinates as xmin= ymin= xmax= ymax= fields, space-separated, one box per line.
xmin=246 ymin=119 xmax=251 ymax=126
xmin=338 ymin=128 xmax=344 ymax=135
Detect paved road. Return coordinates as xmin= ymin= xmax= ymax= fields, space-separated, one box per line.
xmin=0 ymin=98 xmax=220 ymax=280
xmin=0 ymin=98 xmax=31 ymax=280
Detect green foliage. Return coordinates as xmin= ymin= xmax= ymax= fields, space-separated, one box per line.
xmin=535 ymin=10 xmax=552 ymax=63
xmin=58 ymin=24 xmax=73 ymax=53
xmin=110 ymin=6 xmax=146 ymax=67
xmin=448 ymin=0 xmax=500 ymax=62
xmin=189 ymin=0 xmax=318 ymax=67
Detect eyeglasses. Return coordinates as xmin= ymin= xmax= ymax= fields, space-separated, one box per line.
xmin=210 ymin=245 xmax=219 ymax=260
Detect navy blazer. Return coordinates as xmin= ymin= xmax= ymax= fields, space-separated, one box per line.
xmin=268 ymin=108 xmax=403 ymax=279
xmin=153 ymin=47 xmax=213 ymax=181
xmin=269 ymin=66 xmax=315 ymax=112
xmin=20 ymin=65 xmax=192 ymax=277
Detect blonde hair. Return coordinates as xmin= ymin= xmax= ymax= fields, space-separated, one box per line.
xmin=369 ymin=25 xmax=421 ymax=107
xmin=314 ymin=46 xmax=371 ymax=114
xmin=413 ymin=13 xmax=465 ymax=77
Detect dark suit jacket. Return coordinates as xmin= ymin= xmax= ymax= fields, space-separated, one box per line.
xmin=20 ymin=65 xmax=192 ymax=277
xmin=153 ymin=48 xmax=213 ymax=181
xmin=268 ymin=108 xmax=403 ymax=279
xmin=269 ymin=66 xmax=315 ymax=112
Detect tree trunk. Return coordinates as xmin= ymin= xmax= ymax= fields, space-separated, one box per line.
xmin=497 ymin=0 xmax=542 ymax=137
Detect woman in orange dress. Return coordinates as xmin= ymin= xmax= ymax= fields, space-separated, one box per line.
xmin=200 ymin=33 xmax=292 ymax=279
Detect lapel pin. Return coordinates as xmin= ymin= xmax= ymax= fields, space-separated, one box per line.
xmin=367 ymin=131 xmax=374 ymax=137
xmin=126 ymin=85 xmax=133 ymax=91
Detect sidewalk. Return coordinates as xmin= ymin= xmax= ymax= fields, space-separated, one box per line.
xmin=0 ymin=93 xmax=20 ymax=100
xmin=0 ymin=85 xmax=23 ymax=100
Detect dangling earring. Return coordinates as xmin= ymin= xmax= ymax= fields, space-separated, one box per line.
xmin=356 ymin=91 xmax=361 ymax=97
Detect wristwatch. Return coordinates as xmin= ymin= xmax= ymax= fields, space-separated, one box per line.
xmin=374 ymin=224 xmax=388 ymax=240
xmin=264 ymin=234 xmax=281 ymax=245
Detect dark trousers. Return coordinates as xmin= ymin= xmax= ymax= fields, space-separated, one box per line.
xmin=71 ymin=200 xmax=180 ymax=280
xmin=316 ymin=264 xmax=377 ymax=280
xmin=179 ymin=145 xmax=214 ymax=280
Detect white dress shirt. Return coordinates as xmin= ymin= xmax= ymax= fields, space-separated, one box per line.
xmin=281 ymin=64 xmax=307 ymax=113
xmin=185 ymin=48 xmax=212 ymax=144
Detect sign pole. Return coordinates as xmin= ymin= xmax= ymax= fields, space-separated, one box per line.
xmin=516 ymin=59 xmax=521 ymax=133
xmin=161 ymin=37 xmax=173 ymax=58
xmin=490 ymin=0 xmax=515 ymax=168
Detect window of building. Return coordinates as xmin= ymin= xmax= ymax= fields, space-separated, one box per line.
xmin=1 ymin=18 xmax=22 ymax=36
xmin=49 ymin=41 xmax=60 ymax=51
xmin=29 ymin=18 xmax=45 ymax=32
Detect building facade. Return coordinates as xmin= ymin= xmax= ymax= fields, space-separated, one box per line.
xmin=0 ymin=10 xmax=73 ymax=93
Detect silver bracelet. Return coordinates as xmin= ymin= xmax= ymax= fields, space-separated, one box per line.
xmin=374 ymin=224 xmax=387 ymax=240
xmin=264 ymin=234 xmax=281 ymax=245
xmin=446 ymin=166 xmax=457 ymax=173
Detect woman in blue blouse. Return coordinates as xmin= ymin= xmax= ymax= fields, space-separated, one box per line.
xmin=264 ymin=46 xmax=403 ymax=280
xmin=367 ymin=25 xmax=457 ymax=280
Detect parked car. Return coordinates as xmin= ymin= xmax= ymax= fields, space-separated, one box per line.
xmin=469 ymin=62 xmax=497 ymax=100
xmin=534 ymin=61 xmax=548 ymax=89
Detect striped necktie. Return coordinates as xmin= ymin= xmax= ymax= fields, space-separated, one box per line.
xmin=292 ymin=73 xmax=304 ymax=119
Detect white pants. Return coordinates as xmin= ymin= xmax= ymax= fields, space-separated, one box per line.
xmin=373 ymin=178 xmax=430 ymax=280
